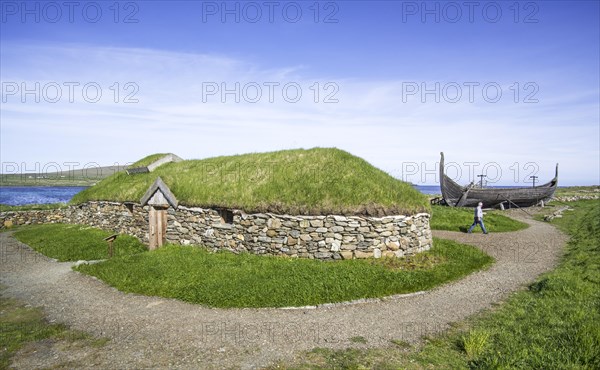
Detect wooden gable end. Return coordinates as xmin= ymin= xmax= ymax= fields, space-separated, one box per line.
xmin=140 ymin=177 xmax=178 ymax=208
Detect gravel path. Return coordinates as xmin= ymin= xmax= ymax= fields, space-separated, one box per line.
xmin=1 ymin=210 xmax=568 ymax=369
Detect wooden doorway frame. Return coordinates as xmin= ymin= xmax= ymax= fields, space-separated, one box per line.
xmin=140 ymin=177 xmax=179 ymax=250
xmin=148 ymin=205 xmax=168 ymax=250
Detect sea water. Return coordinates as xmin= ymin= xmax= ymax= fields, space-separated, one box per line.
xmin=0 ymin=186 xmax=88 ymax=206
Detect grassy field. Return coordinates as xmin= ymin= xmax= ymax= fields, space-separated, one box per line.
xmin=71 ymin=148 xmax=430 ymax=216
xmin=12 ymin=224 xmax=147 ymax=261
xmin=555 ymin=185 xmax=600 ymax=197
xmin=276 ymin=199 xmax=600 ymax=368
xmin=74 ymin=238 xmax=492 ymax=308
xmin=429 ymin=205 xmax=529 ymax=232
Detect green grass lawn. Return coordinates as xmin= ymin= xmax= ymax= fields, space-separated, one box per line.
xmin=12 ymin=224 xmax=147 ymax=261
xmin=71 ymin=148 xmax=430 ymax=216
xmin=74 ymin=238 xmax=493 ymax=308
xmin=277 ymin=199 xmax=600 ymax=369
xmin=430 ymin=205 xmax=529 ymax=233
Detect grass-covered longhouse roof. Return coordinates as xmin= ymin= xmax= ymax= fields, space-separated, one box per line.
xmin=71 ymin=148 xmax=430 ymax=216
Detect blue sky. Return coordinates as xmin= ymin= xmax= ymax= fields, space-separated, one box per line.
xmin=1 ymin=0 xmax=599 ymax=185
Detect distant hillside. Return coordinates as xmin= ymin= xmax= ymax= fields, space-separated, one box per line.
xmin=0 ymin=166 xmax=124 ymax=187
xmin=71 ymin=148 xmax=430 ymax=216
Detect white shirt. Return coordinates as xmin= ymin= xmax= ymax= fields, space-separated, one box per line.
xmin=475 ymin=205 xmax=484 ymax=219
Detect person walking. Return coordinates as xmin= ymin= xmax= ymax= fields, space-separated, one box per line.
xmin=468 ymin=202 xmax=488 ymax=234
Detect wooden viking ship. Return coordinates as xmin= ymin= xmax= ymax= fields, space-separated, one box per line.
xmin=439 ymin=152 xmax=558 ymax=208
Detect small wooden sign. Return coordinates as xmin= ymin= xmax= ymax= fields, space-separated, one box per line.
xmin=103 ymin=234 xmax=118 ymax=242
xmin=104 ymin=234 xmax=118 ymax=258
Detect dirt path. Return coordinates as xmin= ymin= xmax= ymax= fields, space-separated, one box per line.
xmin=1 ymin=210 xmax=568 ymax=369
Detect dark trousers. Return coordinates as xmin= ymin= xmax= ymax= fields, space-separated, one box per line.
xmin=468 ymin=218 xmax=488 ymax=233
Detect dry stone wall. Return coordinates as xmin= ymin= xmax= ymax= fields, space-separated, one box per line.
xmin=1 ymin=202 xmax=148 ymax=241
xmin=1 ymin=202 xmax=432 ymax=260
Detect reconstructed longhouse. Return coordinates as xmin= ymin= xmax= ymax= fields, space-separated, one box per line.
xmin=1 ymin=148 xmax=433 ymax=260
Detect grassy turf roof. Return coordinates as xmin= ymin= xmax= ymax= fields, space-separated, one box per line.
xmin=71 ymin=148 xmax=430 ymax=216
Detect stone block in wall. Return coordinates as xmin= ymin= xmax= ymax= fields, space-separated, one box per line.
xmin=331 ymin=225 xmax=344 ymax=233
xmin=340 ymin=251 xmax=353 ymax=260
xmin=310 ymin=219 xmax=323 ymax=228
xmin=314 ymin=251 xmax=332 ymax=259
xmin=383 ymin=250 xmax=395 ymax=258
xmin=267 ymin=218 xmax=281 ymax=228
xmin=299 ymin=234 xmax=311 ymax=241
xmin=355 ymin=250 xmax=372 ymax=259
xmin=341 ymin=243 xmax=357 ymax=251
